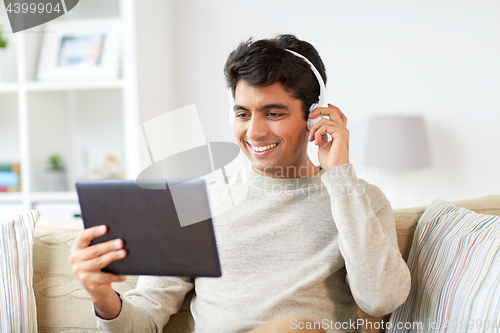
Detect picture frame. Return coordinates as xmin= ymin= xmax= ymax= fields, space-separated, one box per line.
xmin=37 ymin=18 xmax=121 ymax=81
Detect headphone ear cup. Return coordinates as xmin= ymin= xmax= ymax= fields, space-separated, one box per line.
xmin=307 ymin=103 xmax=317 ymax=130
xmin=306 ymin=118 xmax=315 ymax=131
xmin=307 ymin=117 xmax=323 ymax=130
xmin=307 ymin=103 xmax=325 ymax=130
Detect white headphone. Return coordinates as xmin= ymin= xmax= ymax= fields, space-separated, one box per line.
xmin=228 ymin=49 xmax=326 ymax=130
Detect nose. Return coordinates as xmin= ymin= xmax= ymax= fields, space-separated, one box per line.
xmin=245 ymin=114 xmax=269 ymax=140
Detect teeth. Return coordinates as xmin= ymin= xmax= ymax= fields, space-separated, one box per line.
xmin=251 ymin=143 xmax=277 ymax=152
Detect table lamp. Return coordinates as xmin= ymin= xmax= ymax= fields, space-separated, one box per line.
xmin=363 ymin=115 xmax=432 ymax=207
xmin=364 ymin=115 xmax=432 ymax=170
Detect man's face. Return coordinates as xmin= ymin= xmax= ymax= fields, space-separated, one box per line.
xmin=233 ymin=80 xmax=311 ymax=178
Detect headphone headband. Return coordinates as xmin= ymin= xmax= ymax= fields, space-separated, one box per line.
xmin=284 ymin=49 xmax=326 ymax=110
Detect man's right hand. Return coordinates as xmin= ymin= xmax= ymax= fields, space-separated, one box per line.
xmin=69 ymin=225 xmax=127 ymax=320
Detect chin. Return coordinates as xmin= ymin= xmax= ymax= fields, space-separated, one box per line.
xmin=251 ymin=162 xmax=283 ymax=176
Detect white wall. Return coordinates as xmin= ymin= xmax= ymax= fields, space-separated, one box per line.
xmin=134 ymin=0 xmax=177 ymax=124
xmin=136 ymin=0 xmax=500 ymax=208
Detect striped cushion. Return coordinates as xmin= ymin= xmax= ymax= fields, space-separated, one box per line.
xmin=388 ymin=200 xmax=500 ymax=332
xmin=0 ymin=210 xmax=40 ymax=333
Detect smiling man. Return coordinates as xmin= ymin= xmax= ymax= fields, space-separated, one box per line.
xmin=70 ymin=34 xmax=411 ymax=333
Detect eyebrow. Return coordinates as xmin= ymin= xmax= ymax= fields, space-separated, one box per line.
xmin=233 ymin=103 xmax=290 ymax=112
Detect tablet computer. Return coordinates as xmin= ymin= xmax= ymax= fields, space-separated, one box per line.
xmin=75 ymin=179 xmax=221 ymax=277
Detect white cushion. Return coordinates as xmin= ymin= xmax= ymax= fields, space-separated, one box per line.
xmin=0 ymin=210 xmax=40 ymax=332
xmin=387 ymin=199 xmax=500 ymax=332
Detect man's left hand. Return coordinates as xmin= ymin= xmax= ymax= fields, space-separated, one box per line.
xmin=308 ymin=104 xmax=349 ymax=171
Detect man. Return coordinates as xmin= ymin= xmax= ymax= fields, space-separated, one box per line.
xmin=70 ymin=34 xmax=411 ymax=333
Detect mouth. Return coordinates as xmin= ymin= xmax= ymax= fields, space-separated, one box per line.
xmin=247 ymin=142 xmax=279 ymax=155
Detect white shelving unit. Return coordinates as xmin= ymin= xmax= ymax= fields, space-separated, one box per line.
xmin=0 ymin=0 xmax=139 ymax=220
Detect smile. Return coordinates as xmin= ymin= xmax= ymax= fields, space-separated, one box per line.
xmin=249 ymin=143 xmax=278 ymax=152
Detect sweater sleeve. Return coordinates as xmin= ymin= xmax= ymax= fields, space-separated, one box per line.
xmin=321 ymin=163 xmax=411 ymax=317
xmin=96 ymin=276 xmax=194 ymax=333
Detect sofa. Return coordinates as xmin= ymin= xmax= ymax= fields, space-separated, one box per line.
xmin=10 ymin=194 xmax=500 ymax=332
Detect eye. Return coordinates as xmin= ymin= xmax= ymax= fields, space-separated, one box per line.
xmin=267 ymin=112 xmax=283 ymax=118
xmin=236 ymin=112 xmax=250 ymax=119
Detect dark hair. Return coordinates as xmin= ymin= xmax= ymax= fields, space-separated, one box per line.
xmin=224 ymin=34 xmax=327 ymax=120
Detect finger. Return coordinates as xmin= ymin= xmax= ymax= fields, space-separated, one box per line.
xmin=314 ymin=125 xmax=334 ymax=145
xmin=309 ymin=105 xmax=344 ymax=126
xmin=313 ymin=121 xmax=349 ymax=145
xmin=324 ymin=104 xmax=344 ymax=124
xmin=71 ymin=238 xmax=124 ymax=263
xmin=309 ymin=106 xmax=333 ymax=120
xmin=72 ymin=225 xmax=107 ymax=252
xmin=76 ymin=249 xmax=127 ymax=272
xmin=308 ymin=118 xmax=335 ymax=141
xmin=308 ymin=106 xmax=322 ymax=119
xmin=330 ymin=104 xmax=348 ymax=127
xmin=316 ymin=132 xmax=329 ymax=146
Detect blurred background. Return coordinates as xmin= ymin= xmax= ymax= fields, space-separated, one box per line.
xmin=0 ymin=0 xmax=499 ymax=219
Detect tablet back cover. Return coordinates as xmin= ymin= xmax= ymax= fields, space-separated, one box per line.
xmin=76 ymin=179 xmax=221 ymax=277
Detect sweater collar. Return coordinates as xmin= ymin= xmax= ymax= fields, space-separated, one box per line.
xmin=245 ymin=163 xmax=325 ymax=190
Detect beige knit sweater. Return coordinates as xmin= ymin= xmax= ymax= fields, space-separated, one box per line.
xmin=96 ymin=163 xmax=411 ymax=333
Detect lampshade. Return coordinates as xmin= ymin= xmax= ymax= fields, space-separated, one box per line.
xmin=363 ymin=115 xmax=432 ymax=170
